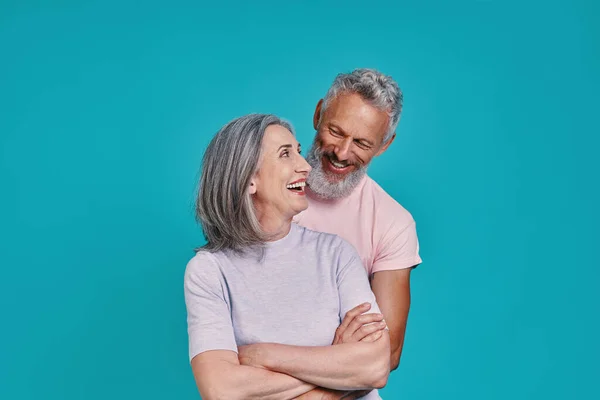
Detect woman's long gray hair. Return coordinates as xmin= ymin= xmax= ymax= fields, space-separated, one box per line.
xmin=195 ymin=113 xmax=294 ymax=253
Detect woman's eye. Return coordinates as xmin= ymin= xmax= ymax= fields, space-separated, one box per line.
xmin=281 ymin=150 xmax=289 ymax=157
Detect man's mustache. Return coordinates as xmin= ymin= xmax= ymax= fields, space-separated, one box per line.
xmin=321 ymin=150 xmax=362 ymax=169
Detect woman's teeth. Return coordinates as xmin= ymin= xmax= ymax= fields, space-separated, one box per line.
xmin=286 ymin=182 xmax=306 ymax=189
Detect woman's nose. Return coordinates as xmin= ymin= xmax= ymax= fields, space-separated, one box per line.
xmin=297 ymin=154 xmax=312 ymax=174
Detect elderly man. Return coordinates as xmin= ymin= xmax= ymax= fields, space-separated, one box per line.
xmin=294 ymin=68 xmax=422 ymax=399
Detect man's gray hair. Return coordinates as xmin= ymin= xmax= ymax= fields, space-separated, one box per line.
xmin=320 ymin=68 xmax=403 ymax=143
xmin=195 ymin=113 xmax=294 ymax=253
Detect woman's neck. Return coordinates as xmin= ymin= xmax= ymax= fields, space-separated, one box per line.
xmin=257 ymin=213 xmax=292 ymax=242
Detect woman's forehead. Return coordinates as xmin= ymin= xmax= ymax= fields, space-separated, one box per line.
xmin=263 ymin=125 xmax=298 ymax=148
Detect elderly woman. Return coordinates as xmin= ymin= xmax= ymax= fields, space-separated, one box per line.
xmin=184 ymin=114 xmax=390 ymax=400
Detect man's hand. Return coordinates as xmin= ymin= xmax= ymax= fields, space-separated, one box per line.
xmin=333 ymin=302 xmax=387 ymax=345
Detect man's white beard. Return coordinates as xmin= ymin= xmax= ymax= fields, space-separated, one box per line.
xmin=305 ymin=142 xmax=367 ymax=200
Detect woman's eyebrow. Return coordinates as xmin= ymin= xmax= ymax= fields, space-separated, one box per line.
xmin=277 ymin=144 xmax=293 ymax=151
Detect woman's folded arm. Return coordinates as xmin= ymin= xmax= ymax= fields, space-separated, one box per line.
xmin=191 ymin=350 xmax=316 ymax=400
xmin=238 ymin=330 xmax=391 ymax=391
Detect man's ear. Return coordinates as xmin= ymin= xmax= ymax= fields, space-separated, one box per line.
xmin=249 ymin=179 xmax=257 ymax=195
xmin=376 ymin=133 xmax=396 ymax=156
xmin=313 ymin=99 xmax=324 ymax=130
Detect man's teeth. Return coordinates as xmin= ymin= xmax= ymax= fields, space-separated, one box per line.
xmin=286 ymin=182 xmax=306 ymax=189
xmin=326 ymin=155 xmax=348 ymax=168
xmin=329 ymin=159 xmax=348 ymax=168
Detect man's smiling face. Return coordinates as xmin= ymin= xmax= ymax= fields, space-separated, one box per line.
xmin=306 ymin=92 xmax=395 ymax=199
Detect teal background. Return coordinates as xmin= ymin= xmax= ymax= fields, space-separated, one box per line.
xmin=1 ymin=0 xmax=598 ymax=398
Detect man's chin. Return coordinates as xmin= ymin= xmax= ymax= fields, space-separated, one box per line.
xmin=323 ymin=172 xmax=349 ymax=184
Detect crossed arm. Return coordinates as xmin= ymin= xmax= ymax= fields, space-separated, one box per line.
xmin=291 ymin=268 xmax=413 ymax=400
xmin=191 ymin=349 xmax=317 ymax=400
xmin=190 ymin=268 xmax=412 ymax=400
xmin=238 ymin=329 xmax=391 ymax=390
xmin=191 ymin=324 xmax=390 ymax=400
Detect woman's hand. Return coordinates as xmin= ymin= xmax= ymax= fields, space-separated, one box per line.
xmin=333 ymin=303 xmax=388 ymax=345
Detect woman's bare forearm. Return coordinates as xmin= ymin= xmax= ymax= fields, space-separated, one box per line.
xmin=194 ymin=358 xmax=316 ymax=400
xmin=292 ymin=387 xmax=372 ymax=400
xmin=239 ymin=332 xmax=391 ymax=391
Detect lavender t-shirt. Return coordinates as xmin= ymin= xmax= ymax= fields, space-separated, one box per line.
xmin=184 ymin=223 xmax=383 ymax=399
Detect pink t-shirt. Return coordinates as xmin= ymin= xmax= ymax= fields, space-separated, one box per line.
xmin=294 ymin=175 xmax=422 ymax=276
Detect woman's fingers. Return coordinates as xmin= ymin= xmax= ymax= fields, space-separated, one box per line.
xmin=353 ymin=320 xmax=387 ymax=341
xmin=360 ymin=329 xmax=384 ymax=343
xmin=343 ymin=313 xmax=384 ymax=341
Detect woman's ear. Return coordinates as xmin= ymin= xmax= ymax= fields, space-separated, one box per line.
xmin=249 ymin=179 xmax=257 ymax=195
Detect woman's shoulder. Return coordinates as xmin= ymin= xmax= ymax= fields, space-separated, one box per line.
xmin=294 ymin=223 xmax=356 ymax=255
xmin=187 ymin=248 xmax=221 ymax=266
xmin=295 ymin=223 xmax=337 ymax=242
xmin=184 ymin=249 xmax=225 ymax=285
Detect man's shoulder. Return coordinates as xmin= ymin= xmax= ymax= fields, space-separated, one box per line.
xmin=363 ymin=175 xmax=415 ymax=226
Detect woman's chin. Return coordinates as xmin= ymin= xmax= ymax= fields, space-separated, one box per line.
xmin=291 ymin=199 xmax=309 ymax=215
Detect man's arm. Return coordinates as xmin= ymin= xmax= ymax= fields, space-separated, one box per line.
xmin=191 ymin=349 xmax=316 ymax=400
xmin=370 ymin=267 xmax=413 ymax=370
xmin=239 ymin=331 xmax=390 ymax=391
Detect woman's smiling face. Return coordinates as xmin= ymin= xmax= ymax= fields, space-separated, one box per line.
xmin=250 ymin=124 xmax=312 ymax=222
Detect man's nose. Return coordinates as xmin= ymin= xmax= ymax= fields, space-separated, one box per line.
xmin=334 ymin=137 xmax=353 ymax=161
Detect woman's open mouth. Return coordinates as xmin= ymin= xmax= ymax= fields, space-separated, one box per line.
xmin=286 ymin=180 xmax=307 ymax=195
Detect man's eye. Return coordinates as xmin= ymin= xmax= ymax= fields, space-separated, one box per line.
xmin=330 ymin=130 xmax=343 ymax=137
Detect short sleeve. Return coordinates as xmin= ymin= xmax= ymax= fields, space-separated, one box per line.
xmin=335 ymin=239 xmax=383 ymax=319
xmin=372 ymin=220 xmax=422 ymax=274
xmin=183 ymin=252 xmax=237 ymax=361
